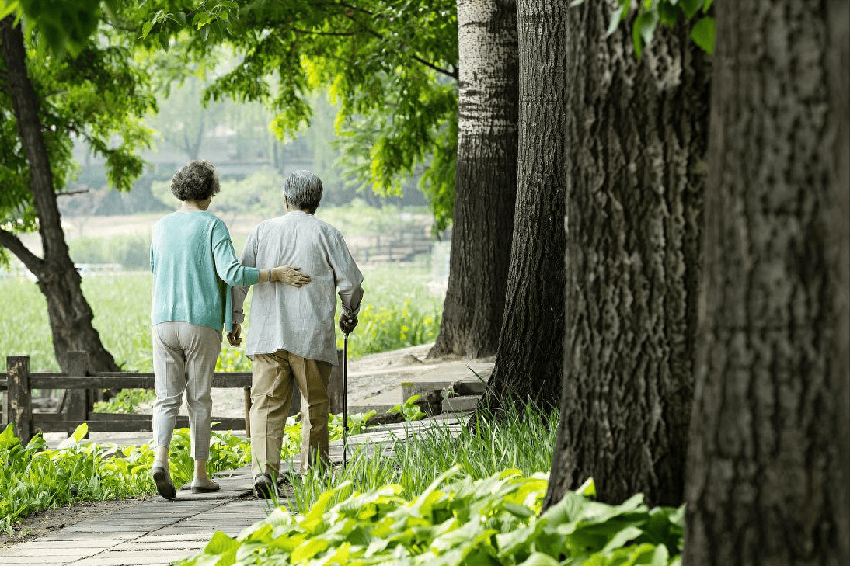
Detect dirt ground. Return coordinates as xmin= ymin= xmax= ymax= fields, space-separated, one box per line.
xmin=1 ymin=342 xmax=485 ymax=548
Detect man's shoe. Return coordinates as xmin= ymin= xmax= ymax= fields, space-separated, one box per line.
xmin=253 ymin=474 xmax=278 ymax=499
xmin=190 ymin=478 xmax=221 ymax=494
xmin=152 ymin=465 xmax=176 ymax=500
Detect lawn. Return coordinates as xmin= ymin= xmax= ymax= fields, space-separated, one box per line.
xmin=0 ymin=261 xmax=443 ymax=373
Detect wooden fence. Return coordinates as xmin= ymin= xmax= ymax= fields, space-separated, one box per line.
xmin=0 ymin=350 xmax=344 ymax=445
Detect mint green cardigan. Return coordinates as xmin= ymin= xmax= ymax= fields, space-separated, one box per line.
xmin=150 ymin=211 xmax=259 ymax=332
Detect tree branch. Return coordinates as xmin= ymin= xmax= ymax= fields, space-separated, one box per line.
xmin=0 ymin=227 xmax=44 ymax=274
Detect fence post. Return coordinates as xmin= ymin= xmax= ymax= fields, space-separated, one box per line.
xmin=65 ymin=351 xmax=89 ymax=437
xmin=7 ymin=356 xmax=32 ymax=444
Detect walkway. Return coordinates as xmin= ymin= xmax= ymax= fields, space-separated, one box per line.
xmin=0 ymin=415 xmax=469 ymax=565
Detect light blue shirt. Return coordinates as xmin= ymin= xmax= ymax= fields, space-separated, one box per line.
xmin=233 ymin=211 xmax=364 ymax=365
xmin=150 ymin=210 xmax=259 ymax=332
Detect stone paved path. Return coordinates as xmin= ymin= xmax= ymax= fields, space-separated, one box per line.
xmin=0 ymin=415 xmax=470 ymax=565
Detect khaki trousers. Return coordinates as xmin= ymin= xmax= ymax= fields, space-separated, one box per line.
xmin=250 ymin=349 xmax=332 ymax=476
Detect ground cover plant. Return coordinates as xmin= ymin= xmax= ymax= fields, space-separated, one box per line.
xmin=0 ymin=410 xmax=374 ymax=533
xmin=181 ymin=472 xmax=684 ymax=566
xmin=0 ymin=423 xmax=248 ymax=533
xmin=179 ymin=403 xmax=685 ymax=565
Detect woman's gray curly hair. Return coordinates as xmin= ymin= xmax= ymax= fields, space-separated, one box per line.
xmin=283 ymin=170 xmax=323 ymax=211
xmin=171 ymin=160 xmax=220 ymax=201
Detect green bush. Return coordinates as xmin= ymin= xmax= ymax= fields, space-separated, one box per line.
xmin=92 ymin=389 xmax=156 ymax=414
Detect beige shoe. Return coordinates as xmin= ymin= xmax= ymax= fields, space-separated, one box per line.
xmin=190 ymin=478 xmax=220 ymax=494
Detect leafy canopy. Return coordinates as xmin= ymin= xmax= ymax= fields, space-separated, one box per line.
xmin=138 ymin=0 xmax=458 ymax=229
xmin=0 ymin=4 xmax=157 ymax=245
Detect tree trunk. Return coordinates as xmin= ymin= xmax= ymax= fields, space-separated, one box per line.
xmin=683 ymin=1 xmax=849 ymax=565
xmin=543 ymin=2 xmax=710 ymax=509
xmin=1 ymin=17 xmax=119 ymax=374
xmin=477 ymin=0 xmax=567 ymax=411
xmin=429 ymin=0 xmax=518 ymax=359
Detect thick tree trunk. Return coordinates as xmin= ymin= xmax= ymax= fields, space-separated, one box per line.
xmin=543 ymin=2 xmax=710 ymax=509
xmin=429 ymin=0 xmax=518 ymax=359
xmin=1 ymin=17 xmax=119 ymax=374
xmin=683 ymin=1 xmax=849 ymax=565
xmin=478 ymin=0 xmax=567 ymax=411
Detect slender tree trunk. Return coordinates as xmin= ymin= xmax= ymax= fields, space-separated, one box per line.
xmin=1 ymin=17 xmax=119 ymax=373
xmin=478 ymin=0 xmax=567 ymax=411
xmin=543 ymin=1 xmax=710 ymax=509
xmin=683 ymin=1 xmax=849 ymax=564
xmin=429 ymin=0 xmax=518 ymax=359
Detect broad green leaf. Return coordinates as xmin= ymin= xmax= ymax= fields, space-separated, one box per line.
xmin=690 ymin=17 xmax=715 ymax=54
xmin=204 ymin=531 xmax=240 ymax=555
xmin=517 ymin=553 xmax=561 ymax=566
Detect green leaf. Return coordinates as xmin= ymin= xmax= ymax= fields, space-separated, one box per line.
xmin=140 ymin=21 xmax=154 ymax=39
xmin=517 ymin=553 xmax=561 ymax=566
xmin=0 ymin=1 xmax=20 ymax=20
xmin=690 ymin=17 xmax=715 ymax=54
xmin=658 ymin=3 xmax=679 ymax=27
xmin=679 ymin=0 xmax=701 ymax=19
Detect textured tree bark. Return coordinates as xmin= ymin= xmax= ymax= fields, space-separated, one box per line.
xmin=478 ymin=0 xmax=567 ymax=411
xmin=1 ymin=17 xmax=119 ymax=374
xmin=544 ymin=1 xmax=710 ymax=509
xmin=683 ymin=1 xmax=849 ymax=565
xmin=429 ymin=0 xmax=518 ymax=359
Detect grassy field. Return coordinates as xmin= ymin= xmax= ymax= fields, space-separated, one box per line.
xmin=0 ymin=261 xmax=443 ymax=373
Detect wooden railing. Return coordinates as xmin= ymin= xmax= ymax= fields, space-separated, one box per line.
xmin=0 ymin=350 xmax=344 ymax=445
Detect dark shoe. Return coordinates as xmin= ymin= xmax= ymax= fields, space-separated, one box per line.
xmin=253 ymin=474 xmax=278 ymax=499
xmin=152 ymin=465 xmax=176 ymax=500
xmin=190 ymin=478 xmax=221 ymax=494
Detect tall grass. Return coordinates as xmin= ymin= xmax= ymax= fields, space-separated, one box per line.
xmin=286 ymin=401 xmax=559 ymax=514
xmin=0 ymin=261 xmax=442 ymax=372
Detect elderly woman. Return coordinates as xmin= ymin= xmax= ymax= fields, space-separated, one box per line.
xmin=149 ymin=160 xmax=310 ymax=500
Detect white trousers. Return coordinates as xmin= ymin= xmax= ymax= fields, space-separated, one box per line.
xmin=151 ymin=322 xmax=221 ymax=460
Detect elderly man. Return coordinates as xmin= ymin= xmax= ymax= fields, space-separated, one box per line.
xmin=230 ymin=170 xmax=363 ymax=498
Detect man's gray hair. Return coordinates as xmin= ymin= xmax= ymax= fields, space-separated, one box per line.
xmin=283 ymin=170 xmax=323 ymax=211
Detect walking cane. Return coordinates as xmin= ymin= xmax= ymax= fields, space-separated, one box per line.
xmin=343 ymin=331 xmax=350 ymax=469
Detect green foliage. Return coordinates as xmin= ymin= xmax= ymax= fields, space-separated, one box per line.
xmin=138 ymin=0 xmax=459 ymax=225
xmin=341 ymin=300 xmax=441 ymax=359
xmin=388 ymin=394 xmax=427 ymax=422
xmin=92 ymin=388 xmax=155 ymax=414
xmin=0 ymin=3 xmax=157 ymax=263
xmin=0 ymin=422 xmax=250 ymax=531
xmin=581 ymin=0 xmax=715 ymax=58
xmin=1 ymin=0 xmax=119 ymax=57
xmin=181 ymin=467 xmax=684 ymax=566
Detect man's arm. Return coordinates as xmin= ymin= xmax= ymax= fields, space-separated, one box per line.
xmin=328 ymin=229 xmax=364 ymax=325
xmin=231 ymin=226 xmax=259 ymax=329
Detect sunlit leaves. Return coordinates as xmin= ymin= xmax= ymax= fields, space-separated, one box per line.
xmin=138 ymin=0 xmax=459 ymax=225
xmin=180 ymin=467 xmax=685 ymax=566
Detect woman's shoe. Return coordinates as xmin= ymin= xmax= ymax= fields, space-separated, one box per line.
xmin=190 ymin=478 xmax=221 ymax=494
xmin=151 ymin=465 xmax=176 ymax=500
